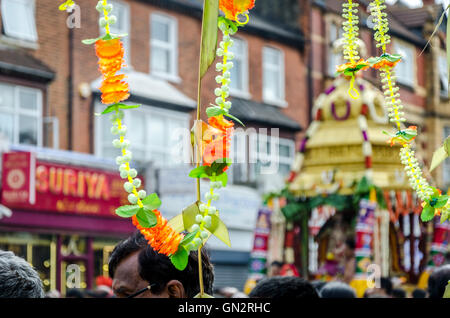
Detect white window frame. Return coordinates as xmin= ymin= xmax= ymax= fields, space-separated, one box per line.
xmin=150 ymin=13 xmax=180 ymax=83
xmin=262 ymin=46 xmax=287 ymax=107
xmin=248 ymin=133 xmax=295 ymax=182
xmin=0 ymin=83 xmax=43 ymax=146
xmin=393 ymin=39 xmax=416 ymax=87
xmin=229 ymin=37 xmax=250 ymax=99
xmin=94 ymin=103 xmax=190 ymax=166
xmin=328 ymin=21 xmax=343 ymax=77
xmin=1 ymin=0 xmax=38 ymax=42
xmin=438 ymin=52 xmax=449 ymax=98
xmin=99 ymin=0 xmax=131 ymax=65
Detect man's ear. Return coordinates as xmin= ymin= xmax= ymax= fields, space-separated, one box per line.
xmin=166 ymin=280 xmax=186 ymax=298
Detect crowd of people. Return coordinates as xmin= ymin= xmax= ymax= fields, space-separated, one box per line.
xmin=0 ymin=231 xmax=449 ymax=299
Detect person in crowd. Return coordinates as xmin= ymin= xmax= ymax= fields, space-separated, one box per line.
xmin=45 ymin=290 xmax=61 ymax=298
xmin=0 ymin=250 xmax=44 ymax=298
xmin=279 ymin=263 xmax=300 ymax=277
xmin=427 ymin=264 xmax=450 ymax=298
xmin=109 ymin=230 xmax=214 ymax=298
xmin=249 ymin=276 xmax=319 ymax=298
xmin=391 ymin=288 xmax=406 ymax=298
xmin=268 ymin=260 xmax=284 ymax=277
xmin=411 ymin=288 xmax=427 ymax=298
xmin=342 ymin=238 xmax=356 ymax=284
xmin=65 ymin=289 xmax=85 ymax=298
xmin=311 ymin=280 xmax=327 ymax=295
xmin=319 ymin=281 xmax=356 ymax=298
xmin=363 ymin=277 xmax=393 ymax=298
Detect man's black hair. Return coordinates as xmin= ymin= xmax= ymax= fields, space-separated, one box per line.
xmin=391 ymin=288 xmax=406 ymax=298
xmin=65 ymin=288 xmax=85 ymax=298
xmin=411 ymin=288 xmax=427 ymax=298
xmin=138 ymin=245 xmax=214 ymax=298
xmin=311 ymin=280 xmax=327 ymax=294
xmin=249 ymin=276 xmax=319 ymax=298
xmin=320 ymin=281 xmax=356 ymax=298
xmin=428 ymin=264 xmax=450 ymax=298
xmin=108 ymin=230 xmax=147 ymax=279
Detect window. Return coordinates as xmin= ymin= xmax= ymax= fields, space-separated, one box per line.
xmin=150 ymin=13 xmax=178 ymax=81
xmin=229 ymin=37 xmax=249 ymax=97
xmin=95 ymin=104 xmax=190 ymax=166
xmin=100 ymin=0 xmax=130 ymax=64
xmin=1 ymin=0 xmax=38 ymax=42
xmin=328 ymin=22 xmax=343 ymax=77
xmin=262 ymin=46 xmax=286 ymax=106
xmin=444 ymin=126 xmax=450 ymax=188
xmin=393 ymin=40 xmax=415 ymax=87
xmin=0 ymin=83 xmax=42 ymax=146
xmin=438 ymin=53 xmax=449 ymax=97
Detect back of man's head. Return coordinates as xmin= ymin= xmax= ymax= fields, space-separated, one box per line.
xmin=412 ymin=288 xmax=427 ymax=298
xmin=0 ymin=250 xmax=44 ymax=298
xmin=428 ymin=264 xmax=450 ymax=298
xmin=320 ymin=281 xmax=356 ymax=298
xmin=138 ymin=246 xmax=214 ymax=298
xmin=249 ymin=276 xmax=319 ymax=298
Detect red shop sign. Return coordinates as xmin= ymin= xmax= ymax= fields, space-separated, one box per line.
xmin=1 ymin=152 xmax=131 ymax=217
xmin=1 ymin=152 xmax=36 ymax=205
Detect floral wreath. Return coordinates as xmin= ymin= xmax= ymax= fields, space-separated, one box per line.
xmin=59 ymin=0 xmax=255 ymax=298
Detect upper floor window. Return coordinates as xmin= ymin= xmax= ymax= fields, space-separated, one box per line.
xmin=394 ymin=40 xmax=415 ymax=87
xmin=229 ymin=37 xmax=249 ymax=98
xmin=95 ymin=104 xmax=190 ymax=166
xmin=150 ymin=13 xmax=178 ymax=81
xmin=100 ymin=0 xmax=130 ymax=64
xmin=1 ymin=0 xmax=38 ymax=42
xmin=438 ymin=53 xmax=448 ymax=97
xmin=0 ymin=82 xmax=42 ymax=146
xmin=328 ymin=21 xmax=343 ymax=77
xmin=262 ymin=46 xmax=286 ymax=106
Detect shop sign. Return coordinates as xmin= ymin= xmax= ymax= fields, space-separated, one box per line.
xmin=1 ymin=152 xmax=131 ymax=217
xmin=1 ymin=152 xmax=36 ymax=205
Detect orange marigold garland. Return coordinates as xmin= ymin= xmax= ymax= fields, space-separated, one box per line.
xmin=75 ymin=0 xmax=187 ymax=261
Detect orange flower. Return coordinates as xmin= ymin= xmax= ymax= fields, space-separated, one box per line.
xmin=202 ymin=116 xmax=234 ymax=166
xmin=336 ymin=59 xmax=369 ymax=76
xmin=95 ymin=38 xmax=129 ymax=105
xmin=371 ymin=59 xmax=400 ymax=70
xmin=219 ymin=0 xmax=255 ymax=21
xmin=208 ymin=115 xmax=234 ymax=132
xmin=132 ymin=210 xmax=184 ymax=256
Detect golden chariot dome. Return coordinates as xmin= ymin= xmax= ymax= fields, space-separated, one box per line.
xmin=288 ymin=76 xmax=412 ymax=197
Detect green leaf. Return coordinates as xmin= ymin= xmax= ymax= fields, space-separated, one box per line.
xmin=421 ymin=205 xmax=435 ymax=222
xmin=115 ymin=204 xmax=140 ymax=218
xmin=430 ymin=137 xmax=449 ymax=172
xmin=206 ymin=106 xmax=227 ymax=118
xmin=116 ymin=103 xmax=141 ymax=110
xmin=167 ymin=214 xmax=185 ymax=233
xmin=224 ymin=113 xmax=245 ymax=127
xmin=194 ymin=292 xmax=214 ymax=298
xmin=435 ymin=195 xmax=449 ymax=209
xmin=180 ymin=228 xmax=200 ymax=247
xmin=182 ymin=202 xmax=201 ymax=232
xmin=199 ymin=0 xmax=219 ymax=79
xmin=440 ymin=209 xmax=450 ymax=224
xmin=136 ymin=208 xmax=157 ymax=228
xmin=142 ymin=193 xmax=162 ymax=210
xmin=82 ymin=36 xmax=102 ymax=45
xmin=210 ymin=158 xmax=232 ymax=176
xmin=170 ymin=246 xmax=189 ymax=271
xmin=101 ymin=104 xmax=119 ymax=114
xmin=189 ymin=166 xmax=209 ymax=179
xmin=444 ymin=281 xmax=450 ymax=298
xmin=204 ymin=215 xmax=231 ymax=247
xmin=110 ymin=33 xmax=128 ymax=39
xmin=215 ymin=171 xmax=228 ymax=187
